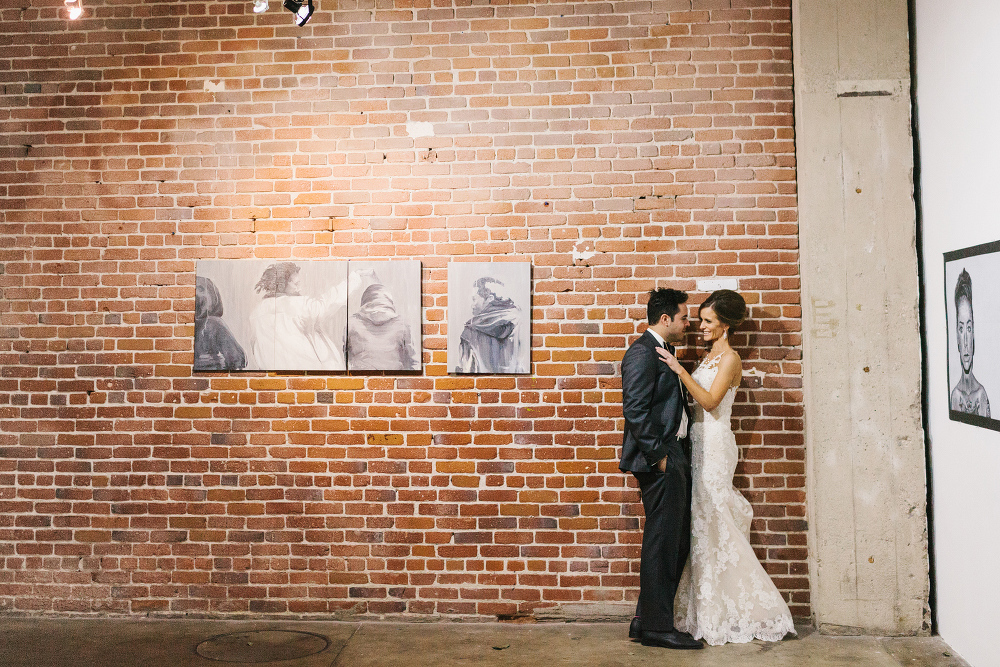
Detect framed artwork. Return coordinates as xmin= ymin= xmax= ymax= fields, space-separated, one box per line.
xmin=447 ymin=261 xmax=531 ymax=374
xmin=945 ymin=240 xmax=1000 ymax=431
xmin=346 ymin=261 xmax=422 ymax=371
xmin=196 ymin=260 xmax=350 ymax=372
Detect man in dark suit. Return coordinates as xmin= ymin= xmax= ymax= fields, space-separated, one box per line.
xmin=619 ymin=288 xmax=703 ymax=650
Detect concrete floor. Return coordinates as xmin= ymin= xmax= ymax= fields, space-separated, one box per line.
xmin=0 ymin=618 xmax=972 ymax=667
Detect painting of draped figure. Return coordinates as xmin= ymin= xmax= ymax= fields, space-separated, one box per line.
xmin=346 ymin=261 xmax=422 ymax=371
xmin=447 ymin=262 xmax=531 ymax=374
xmin=195 ymin=260 xmax=350 ymax=371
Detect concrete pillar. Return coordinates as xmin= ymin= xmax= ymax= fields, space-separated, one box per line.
xmin=792 ymin=0 xmax=930 ymax=635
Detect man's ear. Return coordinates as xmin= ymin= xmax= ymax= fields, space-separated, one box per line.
xmin=656 ymin=313 xmax=671 ymax=327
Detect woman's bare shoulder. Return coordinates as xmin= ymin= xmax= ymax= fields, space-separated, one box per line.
xmin=721 ymin=349 xmax=742 ymax=365
xmin=720 ymin=349 xmax=742 ymax=387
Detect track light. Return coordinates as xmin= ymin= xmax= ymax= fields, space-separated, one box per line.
xmin=252 ymin=0 xmax=268 ymax=13
xmin=283 ymin=0 xmax=314 ymax=26
xmin=64 ymin=0 xmax=82 ymax=19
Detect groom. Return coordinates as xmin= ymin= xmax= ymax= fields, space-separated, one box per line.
xmin=619 ymin=288 xmax=702 ymax=650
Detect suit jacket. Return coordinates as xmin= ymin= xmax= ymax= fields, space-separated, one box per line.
xmin=619 ymin=330 xmax=692 ymax=473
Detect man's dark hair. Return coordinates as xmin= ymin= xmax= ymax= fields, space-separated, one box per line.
xmin=646 ymin=288 xmax=688 ymax=325
xmin=955 ymin=268 xmax=973 ymax=313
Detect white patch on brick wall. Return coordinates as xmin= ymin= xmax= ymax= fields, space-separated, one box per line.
xmin=406 ymin=121 xmax=434 ymax=138
xmin=572 ymin=241 xmax=596 ymax=263
xmin=697 ymin=278 xmax=739 ymax=292
xmin=205 ymin=80 xmax=224 ymax=93
xmin=745 ymin=367 xmax=767 ymax=379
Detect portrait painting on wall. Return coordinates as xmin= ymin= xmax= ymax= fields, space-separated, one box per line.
xmin=196 ymin=260 xmax=350 ymax=372
xmin=945 ymin=240 xmax=1000 ymax=432
xmin=447 ymin=261 xmax=531 ymax=374
xmin=346 ymin=261 xmax=422 ymax=371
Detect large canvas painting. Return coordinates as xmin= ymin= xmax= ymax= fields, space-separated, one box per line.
xmin=447 ymin=262 xmax=531 ymax=374
xmin=346 ymin=261 xmax=422 ymax=371
xmin=195 ymin=260 xmax=350 ymax=371
xmin=945 ymin=240 xmax=1000 ymax=431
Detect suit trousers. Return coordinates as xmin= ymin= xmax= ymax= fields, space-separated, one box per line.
xmin=633 ymin=445 xmax=692 ymax=633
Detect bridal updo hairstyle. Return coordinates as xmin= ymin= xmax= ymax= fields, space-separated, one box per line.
xmin=700 ymin=289 xmax=747 ymax=328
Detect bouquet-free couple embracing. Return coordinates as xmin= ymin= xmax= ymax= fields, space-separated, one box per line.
xmin=619 ymin=288 xmax=795 ymax=650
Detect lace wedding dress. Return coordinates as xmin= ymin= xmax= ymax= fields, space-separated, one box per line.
xmin=673 ymin=354 xmax=796 ymax=646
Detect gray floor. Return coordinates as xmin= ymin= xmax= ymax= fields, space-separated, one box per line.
xmin=0 ymin=618 xmax=972 ymax=667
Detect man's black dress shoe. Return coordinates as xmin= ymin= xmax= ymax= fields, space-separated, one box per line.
xmin=628 ymin=616 xmax=642 ymax=640
xmin=640 ymin=629 xmax=704 ymax=650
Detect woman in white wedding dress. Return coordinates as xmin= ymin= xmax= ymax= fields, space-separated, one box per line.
xmin=657 ymin=289 xmax=795 ymax=646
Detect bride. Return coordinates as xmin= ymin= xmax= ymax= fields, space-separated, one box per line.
xmin=656 ymin=289 xmax=795 ymax=646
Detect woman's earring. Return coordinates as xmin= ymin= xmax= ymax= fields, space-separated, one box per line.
xmin=723 ymin=329 xmax=729 ymax=340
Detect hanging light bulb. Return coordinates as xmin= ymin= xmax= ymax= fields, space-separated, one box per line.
xmin=282 ymin=0 xmax=314 ymax=26
xmin=64 ymin=0 xmax=83 ymax=19
xmin=252 ymin=0 xmax=268 ymax=13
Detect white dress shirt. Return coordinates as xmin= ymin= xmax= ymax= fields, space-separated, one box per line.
xmin=647 ymin=328 xmax=689 ymax=439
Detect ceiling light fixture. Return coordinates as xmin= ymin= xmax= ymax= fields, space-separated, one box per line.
xmin=283 ymin=0 xmax=314 ymax=26
xmin=65 ymin=0 xmax=83 ymax=19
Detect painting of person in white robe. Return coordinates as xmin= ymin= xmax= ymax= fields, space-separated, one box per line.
xmin=249 ymin=261 xmax=349 ymax=371
xmin=347 ymin=283 xmax=419 ymax=371
xmin=455 ymin=276 xmax=524 ymax=373
xmin=950 ymin=268 xmax=991 ymax=416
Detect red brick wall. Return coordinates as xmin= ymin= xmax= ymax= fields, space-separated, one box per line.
xmin=0 ymin=0 xmax=806 ymax=619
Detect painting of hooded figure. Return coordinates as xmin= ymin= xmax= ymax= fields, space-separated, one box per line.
xmin=346 ymin=261 xmax=421 ymax=371
xmin=248 ymin=261 xmax=350 ymax=371
xmin=448 ymin=262 xmax=531 ymax=374
xmin=194 ymin=276 xmax=247 ymax=371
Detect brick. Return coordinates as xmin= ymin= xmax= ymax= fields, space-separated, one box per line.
xmin=0 ymin=0 xmax=805 ymax=621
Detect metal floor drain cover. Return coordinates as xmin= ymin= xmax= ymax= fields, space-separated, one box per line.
xmin=196 ymin=630 xmax=329 ymax=663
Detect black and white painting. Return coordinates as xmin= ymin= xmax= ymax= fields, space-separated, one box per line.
xmin=447 ymin=262 xmax=531 ymax=374
xmin=194 ymin=271 xmax=249 ymax=372
xmin=346 ymin=261 xmax=422 ymax=371
xmin=945 ymin=241 xmax=1000 ymax=431
xmin=196 ymin=260 xmax=350 ymax=372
